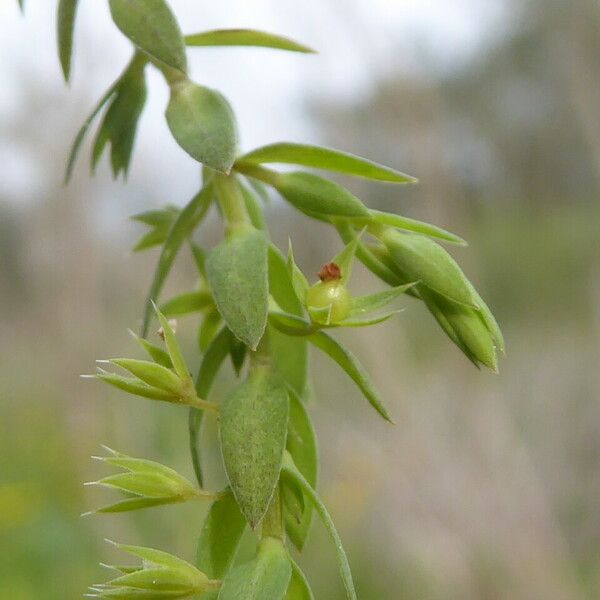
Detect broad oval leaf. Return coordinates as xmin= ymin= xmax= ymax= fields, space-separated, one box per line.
xmin=185 ymin=29 xmax=315 ymax=53
xmin=382 ymin=229 xmax=475 ymax=307
xmin=108 ymin=0 xmax=187 ymax=72
xmin=196 ymin=490 xmax=246 ymax=579
xmin=166 ymin=79 xmax=238 ymax=173
xmin=206 ymin=227 xmax=268 ymax=350
xmin=57 ymin=0 xmax=80 ymax=82
xmin=239 ymin=143 xmax=416 ymax=183
xmin=218 ymin=537 xmax=291 ymax=600
xmin=219 ymin=368 xmax=289 ymax=527
xmin=273 ymin=172 xmax=369 ymax=218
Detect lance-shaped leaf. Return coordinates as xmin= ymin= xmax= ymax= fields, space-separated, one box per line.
xmin=349 ymin=283 xmax=416 ymax=316
xmin=57 ymin=0 xmax=80 ymax=82
xmin=129 ymin=330 xmax=173 ymax=368
xmin=141 ymin=184 xmax=213 ymax=337
xmin=109 ymin=358 xmax=182 ymax=394
xmin=272 ymin=172 xmax=369 ymax=218
xmin=197 ymin=307 xmax=221 ymax=352
xmin=382 ymin=229 xmax=476 ymax=307
xmin=160 ymin=290 xmax=212 ymax=317
xmin=131 ymin=205 xmax=179 ymax=252
xmin=91 ymin=55 xmax=147 ymax=178
xmin=108 ymin=0 xmax=187 ymax=73
xmin=239 ymin=143 xmax=416 ymax=183
xmin=196 ymin=490 xmax=246 ymax=579
xmin=307 ymin=330 xmax=393 ymax=423
xmin=331 ymin=233 xmax=362 ymax=285
xmin=185 ymin=29 xmax=315 ymax=53
xmin=286 ymin=558 xmax=315 ymax=600
xmin=284 ymin=390 xmax=317 ymax=550
xmin=282 ymin=453 xmax=356 ymax=600
xmin=206 ymin=227 xmax=268 ymax=350
xmin=370 ymin=210 xmax=466 ymax=245
xmin=239 ymin=179 xmax=267 ymax=231
xmin=218 ymin=537 xmax=292 ymax=600
xmin=154 ymin=304 xmax=192 ymax=382
xmin=286 ymin=242 xmax=309 ymax=306
xmin=94 ymin=370 xmax=176 ymax=402
xmin=219 ymin=368 xmax=289 ymax=527
xmin=166 ymin=79 xmax=238 ymax=174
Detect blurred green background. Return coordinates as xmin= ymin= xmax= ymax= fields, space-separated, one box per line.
xmin=1 ymin=1 xmax=600 ymax=598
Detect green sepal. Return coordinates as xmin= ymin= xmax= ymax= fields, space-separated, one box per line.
xmin=93 ymin=497 xmax=179 ymax=514
xmin=349 ymin=283 xmax=416 ymax=316
xmin=286 ymin=558 xmax=315 ymax=600
xmin=109 ymin=358 xmax=182 ymax=395
xmin=166 ymin=79 xmax=238 ymax=174
xmin=219 ymin=368 xmax=290 ymax=527
xmin=129 ymin=331 xmax=173 ymax=369
xmin=286 ymin=242 xmax=309 ymax=306
xmin=185 ymin=29 xmax=315 ymax=53
xmin=108 ymin=0 xmax=187 ymax=73
xmin=239 ymin=143 xmax=416 ymax=183
xmin=57 ymin=0 xmax=80 ymax=82
xmin=331 ymin=233 xmax=362 ymax=285
xmin=206 ymin=227 xmax=269 ymax=350
xmin=335 ymin=310 xmax=400 ymax=328
xmin=197 ymin=308 xmax=222 ymax=352
xmin=94 ymin=371 xmax=176 ymax=402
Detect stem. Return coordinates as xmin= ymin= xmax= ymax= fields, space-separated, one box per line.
xmin=215 ymin=173 xmax=249 ymax=229
xmin=188 ymin=408 xmax=204 ymax=487
xmin=188 ymin=397 xmax=219 ymax=413
xmin=261 ymin=486 xmax=284 ymax=540
xmin=234 ymin=162 xmax=282 ymax=187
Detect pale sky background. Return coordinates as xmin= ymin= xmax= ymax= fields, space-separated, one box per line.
xmin=0 ymin=0 xmax=510 ymax=206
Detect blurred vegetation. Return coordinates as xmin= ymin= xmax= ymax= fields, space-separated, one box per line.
xmin=1 ymin=1 xmax=600 ymax=599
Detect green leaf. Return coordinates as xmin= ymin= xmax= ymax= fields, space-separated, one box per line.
xmin=285 ymin=243 xmax=309 ymax=306
xmin=132 ymin=207 xmax=179 ymax=227
xmin=229 ymin=338 xmax=247 ymax=376
xmin=219 ymin=368 xmax=289 ymax=527
xmin=332 ymin=234 xmax=362 ymax=285
xmin=335 ymin=310 xmax=399 ymax=328
xmin=206 ymin=227 xmax=269 ymax=350
xmin=307 ymin=331 xmax=393 ymax=423
xmin=239 ymin=179 xmax=267 ymax=231
xmin=110 ymin=542 xmax=199 ymax=576
xmin=108 ymin=0 xmax=187 ymax=73
xmin=239 ymin=143 xmax=416 ymax=183
xmin=57 ymin=0 xmax=80 ymax=82
xmin=218 ymin=537 xmax=291 ymax=600
xmin=185 ymin=29 xmax=315 ymax=53
xmin=273 ymin=172 xmax=369 ymax=218
xmin=286 ymin=558 xmax=315 ymax=600
xmin=141 ymin=184 xmax=213 ymax=337
xmin=95 ymin=371 xmax=175 ymax=402
xmin=94 ymin=496 xmax=178 ymax=513
xmin=154 ymin=304 xmax=191 ymax=385
xmin=370 ymin=210 xmax=466 ymax=245
xmin=91 ymin=471 xmax=193 ymax=498
xmin=91 ymin=56 xmax=147 ymax=178
xmin=350 ymin=283 xmax=416 ymax=315
xmin=382 ymin=229 xmax=476 ymax=307
xmin=129 ymin=331 xmax=173 ymax=368
xmin=282 ymin=454 xmax=356 ymax=600
xmin=465 ymin=280 xmax=505 ymax=354
xmin=109 ymin=358 xmax=182 ymax=394
xmin=160 ymin=290 xmax=212 ymax=317
xmin=166 ymin=79 xmax=238 ymax=174
xmin=284 ymin=390 xmax=317 ymax=550
xmin=196 ymin=490 xmax=246 ymax=578
xmin=269 ymin=312 xmax=317 ymax=337
xmin=107 ymin=567 xmax=199 ymax=592
xmin=197 ymin=308 xmax=221 ymax=352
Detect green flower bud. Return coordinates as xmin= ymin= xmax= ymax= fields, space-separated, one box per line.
xmin=305 ymin=263 xmax=351 ymax=325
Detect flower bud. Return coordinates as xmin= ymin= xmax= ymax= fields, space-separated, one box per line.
xmin=305 ymin=262 xmax=351 ymax=324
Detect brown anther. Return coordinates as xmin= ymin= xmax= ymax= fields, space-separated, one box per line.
xmin=158 ymin=319 xmax=178 ymax=341
xmin=318 ymin=262 xmax=342 ymax=282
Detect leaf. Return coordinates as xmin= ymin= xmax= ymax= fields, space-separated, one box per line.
xmin=284 ymin=390 xmax=317 ymax=551
xmin=197 ymin=308 xmax=221 ymax=352
xmin=273 ymin=172 xmax=369 ymax=218
xmin=269 ymin=312 xmax=317 ymax=337
xmin=286 ymin=243 xmax=309 ymax=306
xmin=219 ymin=368 xmax=289 ymax=527
xmin=370 ymin=210 xmax=466 ymax=245
xmin=108 ymin=0 xmax=187 ymax=73
xmin=332 ymin=234 xmax=362 ymax=285
xmin=382 ymin=230 xmax=476 ymax=307
xmin=107 ymin=567 xmax=198 ymax=591
xmin=282 ymin=454 xmax=356 ymax=600
xmin=465 ymin=280 xmax=505 ymax=353
xmin=335 ymin=310 xmax=399 ymax=328
xmin=185 ymin=29 xmax=315 ymax=53
xmin=196 ymin=490 xmax=246 ymax=578
xmin=129 ymin=332 xmax=173 ymax=368
xmin=285 ymin=558 xmax=315 ymax=600
xmin=269 ymin=245 xmax=309 ymax=397
xmin=229 ymin=338 xmax=247 ymax=376
xmin=218 ymin=537 xmax=291 ymax=600
xmin=307 ymin=331 xmax=393 ymax=423
xmin=166 ymin=79 xmax=238 ymax=173
xmin=141 ymin=183 xmax=213 ymax=337
xmin=206 ymin=227 xmax=269 ymax=350
xmin=350 ymin=283 xmax=416 ymax=315
xmin=239 ymin=143 xmax=416 ymax=183
xmin=92 ymin=471 xmax=190 ymax=498
xmin=160 ymin=290 xmax=212 ymax=317
xmin=109 ymin=358 xmax=182 ymax=394
xmin=239 ymin=179 xmax=267 ymax=231
xmin=57 ymin=0 xmax=80 ymax=82
xmin=132 ymin=207 xmax=179 ymax=227
xmin=111 ymin=542 xmax=199 ymax=576
xmin=94 ymin=496 xmax=178 ymax=513
xmin=95 ymin=372 xmax=175 ymax=402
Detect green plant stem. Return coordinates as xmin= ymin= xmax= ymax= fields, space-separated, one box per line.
xmin=261 ymin=487 xmax=284 ymax=540
xmin=233 ymin=162 xmax=282 ymax=187
xmin=215 ymin=173 xmax=250 ymax=229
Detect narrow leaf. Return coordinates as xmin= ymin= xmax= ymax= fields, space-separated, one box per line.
xmin=185 ymin=29 xmax=315 ymax=53
xmin=95 ymin=372 xmax=175 ymax=402
xmin=108 ymin=0 xmax=187 ymax=72
xmin=286 ymin=242 xmax=309 ymax=306
xmin=308 ymin=331 xmax=393 ymax=423
xmin=206 ymin=227 xmax=268 ymax=350
xmin=129 ymin=331 xmax=173 ymax=368
xmin=332 ymin=234 xmax=361 ymax=285
xmin=219 ymin=368 xmax=289 ymax=527
xmin=197 ymin=308 xmax=221 ymax=352
xmin=350 ymin=283 xmax=415 ymax=315
xmin=95 ymin=497 xmax=177 ymax=513
xmin=239 ymin=143 xmax=416 ymax=183
xmin=286 ymin=558 xmax=315 ymax=600
xmin=109 ymin=358 xmax=181 ymax=394
xmin=166 ymin=79 xmax=238 ymax=173
xmin=160 ymin=291 xmax=212 ymax=317
xmin=334 ymin=310 xmax=399 ymax=328
xmin=57 ymin=0 xmax=80 ymax=82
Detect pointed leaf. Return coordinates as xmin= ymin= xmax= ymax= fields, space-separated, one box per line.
xmin=132 ymin=207 xmax=179 ymax=227
xmin=95 ymin=372 xmax=175 ymax=402
xmin=282 ymin=454 xmax=356 ymax=600
xmin=93 ymin=472 xmax=190 ymax=498
xmin=206 ymin=227 xmax=268 ymax=350
xmin=218 ymin=537 xmax=291 ymax=600
xmin=335 ymin=311 xmax=399 ymax=328
xmin=466 ymin=280 xmax=505 ymax=353
xmin=108 ymin=567 xmax=200 ymax=592
xmin=350 ymin=283 xmax=415 ymax=315
xmin=109 ymin=358 xmax=181 ymax=394
xmin=332 ymin=234 xmax=361 ymax=285
xmin=269 ymin=312 xmax=316 ymax=337
xmin=160 ymin=291 xmax=212 ymax=317
xmin=94 ymin=496 xmax=178 ymax=514
xmin=185 ymin=29 xmax=315 ymax=53
xmin=57 ymin=0 xmax=80 ymax=82
xmin=130 ymin=332 xmax=173 ymax=369
xmin=197 ymin=308 xmax=221 ymax=352
xmin=166 ymin=79 xmax=238 ymax=173
xmin=286 ymin=559 xmax=315 ymax=600
xmin=239 ymin=143 xmax=416 ymax=183
xmin=196 ymin=490 xmax=246 ymax=578
xmin=285 ymin=243 xmax=309 ymax=305
xmin=307 ymin=331 xmax=393 ymax=423
xmin=108 ymin=0 xmax=187 ymax=72
xmin=239 ymin=179 xmax=267 ymax=231
xmin=219 ymin=369 xmax=289 ymax=527
xmin=112 ymin=542 xmax=198 ymax=576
